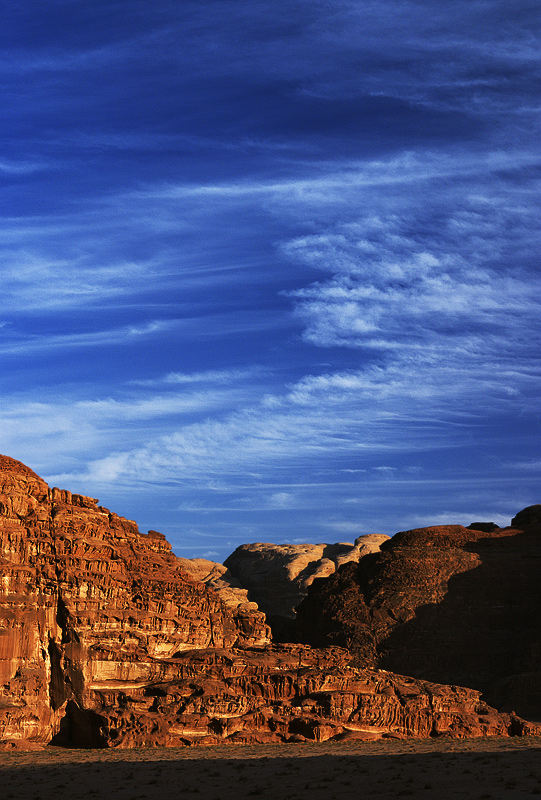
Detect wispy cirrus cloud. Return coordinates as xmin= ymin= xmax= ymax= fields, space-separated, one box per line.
xmin=44 ymin=340 xmax=538 ymax=490
xmin=1 ymin=0 xmax=539 ymax=561
xmin=0 ymin=253 xmax=154 ymax=311
xmin=135 ymin=149 xmax=540 ymax=202
xmin=0 ymin=320 xmax=175 ymax=351
xmin=0 ymin=376 xmax=267 ymax=475
xmin=8 ymin=143 xmax=538 ymax=502
xmin=133 ymin=367 xmax=269 ymax=387
xmin=0 ymin=311 xmax=287 ymax=355
xmin=0 ymin=158 xmax=52 ymax=174
xmin=283 ymin=182 xmax=541 ymax=355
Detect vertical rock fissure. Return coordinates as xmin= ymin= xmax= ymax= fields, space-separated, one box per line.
xmin=47 ymin=636 xmax=65 ymax=711
xmin=47 ymin=508 xmax=77 ymax=721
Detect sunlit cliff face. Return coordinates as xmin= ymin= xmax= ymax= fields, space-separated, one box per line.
xmin=0 ymin=454 xmax=538 ymax=748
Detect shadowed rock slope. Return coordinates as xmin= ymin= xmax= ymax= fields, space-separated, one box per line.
xmin=293 ymin=520 xmax=541 ymax=721
xmin=0 ymin=454 xmax=538 ymax=748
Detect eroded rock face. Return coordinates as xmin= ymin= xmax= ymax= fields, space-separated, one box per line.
xmin=52 ymin=644 xmax=537 ymax=748
xmin=0 ymin=455 xmax=269 ymax=747
xmin=175 ymin=558 xmax=256 ymax=611
xmin=224 ymin=535 xmax=390 ymax=620
xmin=0 ymin=455 xmax=538 ymax=748
xmin=293 ymin=521 xmax=541 ymax=720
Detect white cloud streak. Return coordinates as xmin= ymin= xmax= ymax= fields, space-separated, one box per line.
xmin=0 ymin=320 xmax=177 ymax=354
xmin=133 ymin=367 xmax=268 ymax=387
xmin=3 ymin=145 xmax=538 ymax=501
xmin=41 ymin=338 xmax=538 ymax=491
xmin=0 ymin=253 xmax=153 ymax=311
xmin=281 ymin=187 xmax=541 ymax=360
xmin=135 ymin=150 xmax=540 ymax=203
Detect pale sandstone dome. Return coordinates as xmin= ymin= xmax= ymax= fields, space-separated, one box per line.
xmin=175 ymin=557 xmax=257 ymax=610
xmin=223 ymin=535 xmax=390 ymax=619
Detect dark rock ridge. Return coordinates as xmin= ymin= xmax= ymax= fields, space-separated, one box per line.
xmin=512 ymin=504 xmax=541 ymax=528
xmin=0 ymin=454 xmax=538 ymax=748
xmin=293 ymin=522 xmax=541 ymax=721
xmin=467 ymin=522 xmax=500 ymax=533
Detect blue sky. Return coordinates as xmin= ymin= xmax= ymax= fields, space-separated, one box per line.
xmin=2 ymin=0 xmax=540 ymax=561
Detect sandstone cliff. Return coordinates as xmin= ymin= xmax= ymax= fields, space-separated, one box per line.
xmin=0 ymin=455 xmax=269 ymax=747
xmin=0 ymin=454 xmax=538 ymax=748
xmin=293 ymin=520 xmax=541 ymax=721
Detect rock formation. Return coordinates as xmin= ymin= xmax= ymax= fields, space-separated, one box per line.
xmin=0 ymin=455 xmax=268 ymax=747
xmin=175 ymin=557 xmax=254 ymax=610
xmin=0 ymin=454 xmax=538 ymax=748
xmin=224 ymin=535 xmax=390 ymax=621
xmin=293 ymin=522 xmax=541 ymax=721
xmin=52 ymin=645 xmax=536 ymax=748
xmin=467 ymin=522 xmax=500 ymax=533
xmin=512 ymin=504 xmax=541 ymax=527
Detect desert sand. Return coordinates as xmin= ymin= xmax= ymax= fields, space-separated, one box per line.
xmin=1 ymin=737 xmax=540 ymax=800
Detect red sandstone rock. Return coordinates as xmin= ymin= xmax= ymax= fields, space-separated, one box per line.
xmin=0 ymin=455 xmax=269 ymax=746
xmin=0 ymin=455 xmax=538 ymax=748
xmin=52 ymin=644 xmax=537 ymax=748
xmin=294 ymin=522 xmax=541 ymax=721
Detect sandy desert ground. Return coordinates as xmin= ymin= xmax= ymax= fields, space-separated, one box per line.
xmin=0 ymin=737 xmax=540 ymax=800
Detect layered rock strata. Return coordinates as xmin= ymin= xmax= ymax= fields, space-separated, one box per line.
xmin=0 ymin=454 xmax=538 ymax=748
xmin=0 ymin=455 xmax=269 ymax=747
xmin=53 ymin=644 xmax=536 ymax=748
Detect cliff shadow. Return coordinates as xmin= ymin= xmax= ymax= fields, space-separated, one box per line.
xmin=2 ymin=742 xmax=541 ymax=799
xmin=376 ymin=529 xmax=541 ymax=720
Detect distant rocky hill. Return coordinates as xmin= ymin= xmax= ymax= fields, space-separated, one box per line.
xmin=291 ymin=518 xmax=541 ymax=720
xmin=0 ymin=453 xmax=538 ymax=748
xmin=223 ymin=535 xmax=389 ymax=631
